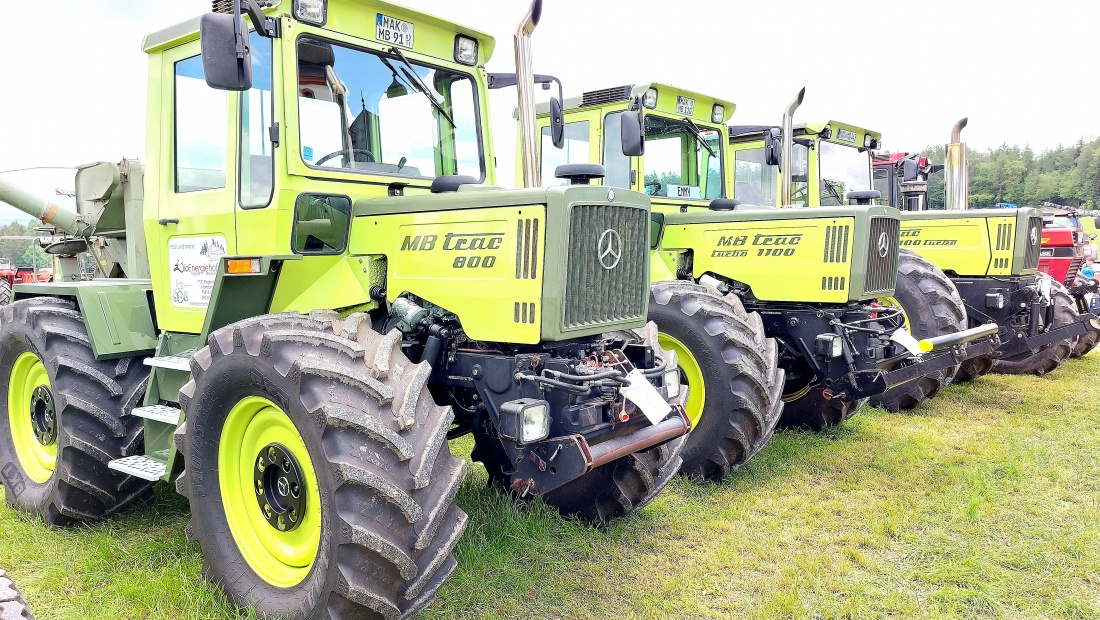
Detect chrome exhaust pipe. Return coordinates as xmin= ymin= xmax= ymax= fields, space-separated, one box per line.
xmin=945 ymin=117 xmax=968 ymax=210
xmin=514 ymin=0 xmax=543 ymax=188
xmin=781 ymin=87 xmax=806 ymax=206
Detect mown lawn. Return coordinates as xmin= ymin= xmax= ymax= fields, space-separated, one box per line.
xmin=2 ymin=354 xmax=1099 ymax=619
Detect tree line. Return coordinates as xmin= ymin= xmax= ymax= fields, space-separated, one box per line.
xmin=918 ymin=136 xmax=1100 ymax=209
xmin=0 ymin=220 xmax=50 ymax=268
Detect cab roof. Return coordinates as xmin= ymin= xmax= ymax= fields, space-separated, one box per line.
xmin=534 ymin=82 xmax=736 ymax=122
xmin=728 ymin=120 xmax=882 ymax=144
xmin=143 ymin=0 xmax=496 ymax=60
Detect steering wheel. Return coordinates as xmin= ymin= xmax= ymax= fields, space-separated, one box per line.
xmin=315 ymin=148 xmax=376 ymax=166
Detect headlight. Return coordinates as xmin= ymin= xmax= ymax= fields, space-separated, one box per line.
xmin=985 ymin=293 xmax=1005 ymax=309
xmin=499 ymin=399 xmax=551 ymax=444
xmin=642 ymin=88 xmax=658 ymax=109
xmin=864 ymin=134 xmax=873 ymax=148
xmin=711 ymin=104 xmax=725 ymax=124
xmin=454 ymin=35 xmax=478 ymax=66
xmin=815 ymin=334 xmax=843 ymax=359
xmin=664 ymin=370 xmax=681 ymax=400
xmin=293 ymin=0 xmax=327 ymax=25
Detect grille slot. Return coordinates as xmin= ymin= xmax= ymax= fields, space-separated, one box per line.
xmin=1066 ymin=258 xmax=1083 ymax=285
xmin=514 ymin=302 xmax=537 ymax=324
xmin=865 ymin=217 xmax=900 ymax=295
xmin=821 ymin=276 xmax=846 ymax=291
xmin=823 ymin=225 xmax=850 ymax=263
xmin=1023 ymin=215 xmax=1042 ymax=271
xmin=563 ymin=205 xmax=648 ymax=329
xmin=515 ymin=218 xmax=539 ymax=279
xmin=581 ymin=85 xmax=633 ymax=108
xmin=995 ymin=223 xmax=1014 ymax=251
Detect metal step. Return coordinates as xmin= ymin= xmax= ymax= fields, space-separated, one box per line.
xmin=132 ymin=405 xmax=182 ymax=425
xmin=144 ymin=356 xmax=192 ymax=371
xmin=108 ymin=455 xmax=167 ymax=481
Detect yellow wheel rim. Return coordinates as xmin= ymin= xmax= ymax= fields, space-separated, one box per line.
xmin=8 ymin=352 xmax=56 ymax=484
xmin=220 ymin=396 xmax=321 ymax=588
xmin=658 ymin=334 xmax=706 ymax=428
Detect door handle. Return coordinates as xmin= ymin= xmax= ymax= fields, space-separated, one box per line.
xmin=158 ymin=218 xmax=179 ymax=226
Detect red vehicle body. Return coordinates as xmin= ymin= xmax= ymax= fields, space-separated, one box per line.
xmin=1039 ymin=208 xmax=1094 ymax=286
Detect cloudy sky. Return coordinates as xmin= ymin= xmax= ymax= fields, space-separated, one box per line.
xmin=1 ymin=0 xmax=1096 ymax=219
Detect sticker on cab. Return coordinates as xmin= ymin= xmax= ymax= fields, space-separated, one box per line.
xmin=168 ymin=235 xmax=226 ymax=309
xmin=837 ymin=129 xmax=858 ymax=143
xmin=676 ymin=96 xmax=695 ymax=116
xmin=376 ymin=14 xmax=415 ymax=48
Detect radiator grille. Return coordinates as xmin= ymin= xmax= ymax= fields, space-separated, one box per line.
xmin=581 ymin=85 xmax=633 ymax=108
xmin=1023 ymin=215 xmax=1042 ymax=271
xmin=563 ymin=205 xmax=648 ymax=329
xmin=1066 ymin=258 xmax=1083 ymax=285
xmin=515 ymin=218 xmax=539 ymax=280
xmin=865 ymin=217 xmax=900 ymax=295
xmin=823 ymin=225 xmax=850 ymax=263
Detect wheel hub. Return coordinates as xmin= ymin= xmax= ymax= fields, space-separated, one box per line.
xmin=29 ymin=385 xmax=56 ymax=446
xmin=253 ymin=443 xmax=305 ymax=532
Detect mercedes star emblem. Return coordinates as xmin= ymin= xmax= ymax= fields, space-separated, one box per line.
xmin=598 ymin=229 xmax=623 ymax=270
xmin=877 ymin=232 xmax=890 ymax=258
xmin=1030 ymin=226 xmax=1038 ymax=246
xmin=607 ymin=189 xmax=616 ymax=202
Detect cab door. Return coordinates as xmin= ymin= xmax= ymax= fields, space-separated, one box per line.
xmin=148 ymin=39 xmax=240 ymax=334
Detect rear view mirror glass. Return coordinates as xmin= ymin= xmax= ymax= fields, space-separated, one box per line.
xmin=764 ymin=128 xmax=781 ymax=167
xmin=550 ymin=98 xmax=565 ymax=149
xmin=200 ymin=12 xmax=252 ymax=91
xmin=621 ymin=110 xmax=645 ymax=157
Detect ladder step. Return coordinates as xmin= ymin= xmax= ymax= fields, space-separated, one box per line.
xmin=108 ymin=455 xmax=167 ymax=481
xmin=133 ymin=405 xmax=182 ymax=425
xmin=144 ymin=356 xmax=192 ymax=371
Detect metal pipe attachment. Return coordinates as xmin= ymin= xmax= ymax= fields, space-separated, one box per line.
xmin=514 ymin=0 xmax=543 ymax=188
xmin=944 ymin=117 xmax=969 ymax=210
xmin=0 ymin=178 xmax=89 ymax=236
xmin=781 ymin=87 xmax=806 ymax=206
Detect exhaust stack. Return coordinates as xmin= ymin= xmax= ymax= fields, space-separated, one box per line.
xmin=781 ymin=87 xmax=806 ymax=206
xmin=514 ymin=0 xmax=543 ymax=188
xmin=944 ymin=117 xmax=969 ymax=210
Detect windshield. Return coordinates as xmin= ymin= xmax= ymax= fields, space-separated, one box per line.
xmin=642 ymin=115 xmax=722 ymax=200
xmin=819 ymin=140 xmax=872 ymax=206
xmin=297 ymin=36 xmax=482 ymax=180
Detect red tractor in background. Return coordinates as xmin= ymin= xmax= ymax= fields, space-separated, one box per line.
xmin=0 ymin=258 xmax=53 ymax=305
xmin=872 ymin=153 xmax=1100 ymax=357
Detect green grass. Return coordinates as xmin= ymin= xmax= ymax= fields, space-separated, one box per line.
xmin=4 ymin=355 xmax=1100 ymax=619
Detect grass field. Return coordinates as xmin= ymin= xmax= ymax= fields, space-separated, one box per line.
xmin=2 ymin=354 xmax=1100 ymax=619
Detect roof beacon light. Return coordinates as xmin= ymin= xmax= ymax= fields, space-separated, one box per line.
xmin=293 ymin=0 xmax=326 ymax=25
xmin=642 ymin=88 xmax=658 ymax=109
xmin=711 ymin=104 xmax=725 ymax=124
xmin=454 ymin=35 xmax=478 ymax=65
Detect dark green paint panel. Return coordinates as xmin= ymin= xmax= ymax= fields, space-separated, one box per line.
xmin=200 ymin=256 xmax=300 ymax=341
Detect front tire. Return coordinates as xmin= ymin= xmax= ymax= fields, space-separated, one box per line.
xmin=1071 ymin=326 xmax=1099 ymax=358
xmin=869 ymin=249 xmax=967 ymax=412
xmin=779 ymin=386 xmax=866 ymax=432
xmin=177 ymin=313 xmax=467 ymax=619
xmin=993 ymin=278 xmax=1077 ymax=375
xmin=0 ymin=568 xmax=34 ymax=620
xmin=647 ymin=281 xmax=784 ymax=481
xmin=0 ymin=280 xmax=12 ymax=306
xmin=0 ymin=298 xmax=151 ymax=526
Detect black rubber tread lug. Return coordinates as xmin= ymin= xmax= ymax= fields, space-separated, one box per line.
xmin=0 ymin=568 xmax=35 ymax=620
xmin=993 ymin=278 xmax=1078 ymax=375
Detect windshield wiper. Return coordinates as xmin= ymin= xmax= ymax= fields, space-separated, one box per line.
xmin=680 ymin=117 xmax=717 ymax=158
xmin=386 ymin=47 xmax=455 ymax=127
xmin=822 ymin=178 xmax=845 ymax=204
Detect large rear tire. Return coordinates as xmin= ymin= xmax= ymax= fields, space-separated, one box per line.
xmin=779 ymin=386 xmax=866 ymax=432
xmin=869 ymin=250 xmax=967 ymax=412
xmin=993 ymin=278 xmax=1078 ymax=375
xmin=0 ymin=568 xmax=34 ymax=620
xmin=0 ymin=280 xmax=12 ymax=306
xmin=0 ymin=298 xmax=152 ymax=526
xmin=1071 ymin=326 xmax=1099 ymax=358
xmin=472 ymin=322 xmax=686 ymax=524
xmin=177 ymin=313 xmax=467 ymax=619
xmin=647 ymin=281 xmax=783 ymax=481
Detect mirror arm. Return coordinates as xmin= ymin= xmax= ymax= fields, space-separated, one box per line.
xmin=238 ymin=0 xmax=281 ymax=38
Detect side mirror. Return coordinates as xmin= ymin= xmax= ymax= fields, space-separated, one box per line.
xmin=1094 ymin=217 xmax=1100 ymax=229
xmin=200 ymin=12 xmax=252 ymax=91
xmin=901 ymin=159 xmax=920 ymax=182
xmin=621 ymin=109 xmax=645 ymax=157
xmin=764 ymin=127 xmax=782 ymax=166
xmin=550 ymin=97 xmax=565 ymax=149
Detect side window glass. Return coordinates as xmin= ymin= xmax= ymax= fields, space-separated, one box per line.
xmin=603 ymin=112 xmax=631 ymax=189
xmin=240 ymin=33 xmax=274 ymax=208
xmin=293 ymin=195 xmax=352 ymax=254
xmin=733 ymin=147 xmax=776 ymax=205
xmin=790 ymin=144 xmax=809 ymax=206
xmin=538 ymin=121 xmax=589 ymax=187
xmin=175 ymin=55 xmax=227 ymax=193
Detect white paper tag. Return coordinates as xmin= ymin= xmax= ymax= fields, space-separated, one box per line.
xmin=891 ymin=328 xmax=924 ymax=356
xmin=621 ymin=369 xmax=672 ymax=425
xmin=1038 ymin=275 xmax=1053 ymax=302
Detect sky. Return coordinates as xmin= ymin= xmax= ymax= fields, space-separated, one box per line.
xmin=1 ymin=0 xmax=1097 ymax=219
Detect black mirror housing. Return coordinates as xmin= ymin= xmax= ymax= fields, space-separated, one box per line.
xmin=764 ymin=127 xmax=782 ymax=167
xmin=550 ymin=98 xmax=565 ymax=149
xmin=621 ymin=109 xmax=645 ymax=157
xmin=901 ymin=159 xmax=920 ymax=182
xmin=200 ymin=12 xmax=252 ymax=92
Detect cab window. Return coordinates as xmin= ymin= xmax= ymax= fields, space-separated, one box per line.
xmin=175 ymin=56 xmax=228 ymax=193
xmin=732 ymin=144 xmax=808 ymax=206
xmin=819 ymin=140 xmax=872 ymax=206
xmin=642 ymin=116 xmax=722 ymax=200
xmin=602 ymin=112 xmax=632 ymax=189
xmin=539 ymin=121 xmax=589 ymax=186
xmin=297 ymin=36 xmax=483 ymax=181
xmin=292 ymin=194 xmax=352 ymax=254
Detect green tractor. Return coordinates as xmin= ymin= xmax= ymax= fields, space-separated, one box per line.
xmin=0 ymin=1 xmax=691 ymax=617
xmin=529 ymin=83 xmax=997 ymax=440
xmin=729 ymin=117 xmax=1096 ymax=378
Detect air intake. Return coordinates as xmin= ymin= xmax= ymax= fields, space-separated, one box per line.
xmin=823 ymin=225 xmax=850 ymax=263
xmin=581 ymin=86 xmax=632 ymax=108
xmin=864 ymin=217 xmax=900 ymax=295
xmin=515 ymin=218 xmax=540 ymax=280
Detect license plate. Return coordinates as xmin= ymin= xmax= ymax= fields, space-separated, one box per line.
xmin=837 ymin=129 xmax=858 ymax=143
xmin=376 ymin=13 xmax=414 ymax=48
xmin=676 ymin=96 xmax=695 ymax=116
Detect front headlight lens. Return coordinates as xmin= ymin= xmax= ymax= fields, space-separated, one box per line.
xmin=815 ymin=334 xmax=843 ymax=359
xmin=642 ymin=88 xmax=658 ymax=109
xmin=864 ymin=134 xmax=873 ymax=148
xmin=664 ymin=370 xmax=681 ymax=400
xmin=711 ymin=104 xmax=725 ymax=124
xmin=294 ymin=0 xmax=327 ymax=25
xmin=454 ymin=35 xmax=478 ymax=66
xmin=520 ymin=403 xmax=550 ymax=444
